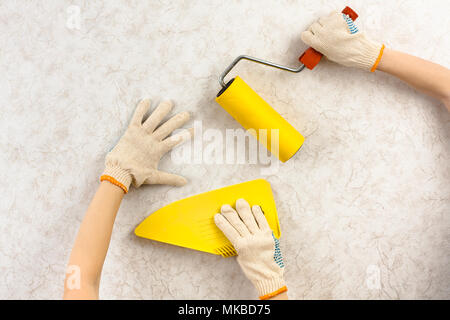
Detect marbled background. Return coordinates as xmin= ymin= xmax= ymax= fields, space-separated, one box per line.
xmin=0 ymin=0 xmax=449 ymax=299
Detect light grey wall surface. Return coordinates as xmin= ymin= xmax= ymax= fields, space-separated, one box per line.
xmin=0 ymin=0 xmax=449 ymax=299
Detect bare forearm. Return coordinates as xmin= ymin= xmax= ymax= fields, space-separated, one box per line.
xmin=378 ymin=48 xmax=450 ymax=110
xmin=268 ymin=291 xmax=288 ymax=300
xmin=64 ymin=181 xmax=124 ymax=299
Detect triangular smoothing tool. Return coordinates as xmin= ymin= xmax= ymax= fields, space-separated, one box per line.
xmin=134 ymin=179 xmax=281 ymax=257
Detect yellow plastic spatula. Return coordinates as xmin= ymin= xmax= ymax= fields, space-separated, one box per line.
xmin=134 ymin=179 xmax=281 ymax=257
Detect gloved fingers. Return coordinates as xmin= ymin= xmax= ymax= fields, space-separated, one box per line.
xmin=220 ymin=204 xmax=250 ymax=237
xmin=145 ymin=170 xmax=187 ymax=186
xmin=161 ymin=127 xmax=193 ymax=152
xmin=328 ymin=11 xmax=349 ymax=30
xmin=153 ymin=111 xmax=190 ymax=141
xmin=318 ymin=15 xmax=330 ymax=27
xmin=133 ymin=175 xmax=146 ymax=188
xmin=342 ymin=13 xmax=359 ymax=34
xmin=214 ymin=213 xmax=241 ymax=243
xmin=251 ymin=205 xmax=271 ymax=231
xmin=309 ymin=21 xmax=322 ymax=36
xmin=324 ymin=10 xmax=340 ymax=19
xmin=132 ymin=98 xmax=152 ymax=126
xmin=300 ymin=30 xmax=316 ymax=48
xmin=235 ymin=199 xmax=259 ymax=234
xmin=143 ymin=100 xmax=173 ymax=133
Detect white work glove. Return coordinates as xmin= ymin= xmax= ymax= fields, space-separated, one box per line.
xmin=214 ymin=199 xmax=287 ymax=300
xmin=301 ymin=11 xmax=385 ymax=71
xmin=101 ymin=99 xmax=192 ymax=193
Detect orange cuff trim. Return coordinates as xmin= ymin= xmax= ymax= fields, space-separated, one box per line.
xmin=370 ymin=44 xmax=385 ymax=72
xmin=100 ymin=175 xmax=128 ymax=194
xmin=259 ymin=286 xmax=287 ymax=300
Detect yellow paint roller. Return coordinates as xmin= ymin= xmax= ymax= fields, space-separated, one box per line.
xmin=215 ymin=7 xmax=359 ymax=162
xmin=215 ymin=55 xmax=306 ymax=162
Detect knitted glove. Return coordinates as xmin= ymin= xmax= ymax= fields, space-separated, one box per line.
xmin=100 ymin=99 xmax=192 ymax=193
xmin=214 ymin=199 xmax=286 ymax=300
xmin=301 ymin=11 xmax=385 ymax=72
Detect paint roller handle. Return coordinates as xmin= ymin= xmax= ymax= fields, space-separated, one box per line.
xmin=299 ymin=6 xmax=358 ymax=70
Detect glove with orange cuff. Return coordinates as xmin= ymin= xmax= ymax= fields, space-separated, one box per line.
xmin=301 ymin=11 xmax=385 ymax=72
xmin=101 ymin=98 xmax=192 ymax=193
xmin=214 ymin=199 xmax=287 ymax=300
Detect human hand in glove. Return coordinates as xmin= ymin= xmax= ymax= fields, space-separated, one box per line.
xmin=301 ymin=11 xmax=385 ymax=72
xmin=214 ymin=199 xmax=287 ymax=300
xmin=101 ymin=99 xmax=192 ymax=193
xmin=65 ymin=99 xmax=192 ymax=299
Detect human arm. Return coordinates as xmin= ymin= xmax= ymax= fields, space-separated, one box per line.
xmin=63 ymin=99 xmax=192 ymax=299
xmin=214 ymin=199 xmax=288 ymax=300
xmin=377 ymin=48 xmax=450 ymax=111
xmin=63 ymin=181 xmax=124 ymax=299
xmin=301 ymin=11 xmax=450 ymax=111
xmin=268 ymin=291 xmax=288 ymax=300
